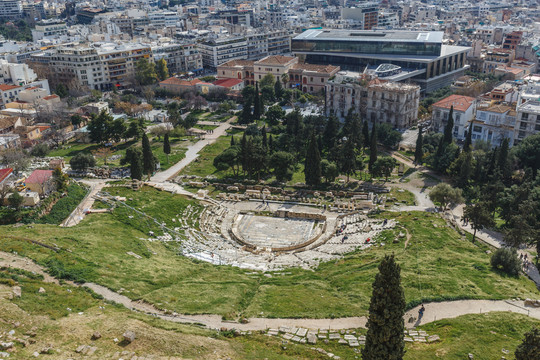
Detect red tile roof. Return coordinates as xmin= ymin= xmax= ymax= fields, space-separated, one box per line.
xmin=213 ymin=78 xmax=243 ymax=88
xmin=0 ymin=84 xmax=21 ymax=91
xmin=0 ymin=168 xmax=12 ymax=183
xmin=159 ymin=77 xmax=201 ymax=86
xmin=26 ymin=169 xmax=53 ymax=184
xmin=255 ymin=55 xmax=296 ymax=65
xmin=43 ymin=94 xmax=59 ymax=100
xmin=432 ymin=94 xmax=476 ymax=112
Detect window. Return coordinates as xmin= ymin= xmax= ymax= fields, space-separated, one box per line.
xmin=473 ymin=126 xmax=482 ymax=132
xmin=522 ymin=113 xmax=529 ymax=120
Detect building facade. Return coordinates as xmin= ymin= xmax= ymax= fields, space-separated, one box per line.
xmin=432 ymin=94 xmax=477 ymax=140
xmin=326 ymin=72 xmax=420 ymax=129
xmin=292 ymin=29 xmax=470 ymax=93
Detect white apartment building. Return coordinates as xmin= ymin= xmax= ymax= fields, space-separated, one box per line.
xmin=0 ymin=0 xmax=21 ymax=19
xmin=432 ymin=94 xmax=477 ymax=140
xmin=515 ymin=100 xmax=540 ymax=145
xmin=31 ymin=20 xmax=67 ymax=42
xmin=199 ymin=37 xmax=248 ymax=69
xmin=0 ymin=59 xmax=37 ymax=85
xmin=472 ymin=104 xmax=516 ymax=147
xmin=152 ymin=43 xmax=203 ymax=74
xmin=148 ymin=11 xmax=180 ymax=27
xmin=326 ymin=72 xmax=420 ymax=130
xmin=46 ymin=43 xmax=152 ymax=91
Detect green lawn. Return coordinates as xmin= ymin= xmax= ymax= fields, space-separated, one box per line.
xmin=0 ymin=186 xmax=537 ymax=319
xmin=180 ymin=134 xmax=238 ymax=178
xmin=2 ymin=265 xmax=538 ymax=359
xmin=388 ymin=188 xmax=416 ymax=206
xmin=49 ymin=141 xmax=137 ymax=166
xmin=407 ymin=312 xmax=540 ymax=360
xmin=150 ymin=138 xmax=186 ymax=171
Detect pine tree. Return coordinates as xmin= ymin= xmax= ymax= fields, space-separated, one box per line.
xmin=304 ymin=132 xmax=322 ymax=186
xmin=515 ymin=327 xmax=540 ymax=360
xmin=443 ymin=106 xmax=454 ymax=145
xmin=414 ymin=126 xmax=423 ymax=165
xmin=230 ymin=135 xmax=235 ymax=146
xmin=142 ymin=133 xmax=155 ymax=178
xmin=362 ymin=254 xmax=406 ymax=360
xmin=253 ymin=83 xmax=262 ymax=120
xmin=369 ymin=122 xmax=377 ymax=172
xmin=463 ymin=122 xmax=473 ymax=152
xmin=363 ymin=120 xmax=370 ymax=149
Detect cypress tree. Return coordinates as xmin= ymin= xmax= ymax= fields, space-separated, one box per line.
xmin=340 ymin=137 xmax=357 ymax=182
xmin=515 ymin=327 xmax=540 ymax=360
xmin=274 ymin=77 xmax=283 ymax=99
xmin=127 ymin=148 xmax=143 ymax=180
xmin=443 ymin=106 xmax=454 ymax=145
xmin=369 ymin=122 xmax=377 ymax=172
xmin=163 ymin=132 xmax=171 ymax=164
xmin=363 ymin=120 xmax=370 ymax=149
xmin=253 ymin=82 xmax=262 ymax=120
xmin=304 ymin=132 xmax=322 ymax=186
xmin=241 ymin=98 xmax=252 ymax=124
xmin=240 ymin=133 xmax=248 ymax=175
xmin=230 ymin=135 xmax=235 ymax=146
xmin=414 ymin=126 xmax=423 ymax=165
xmin=142 ymin=133 xmax=155 ymax=178
xmin=317 ymin=134 xmax=323 ymax=154
xmin=463 ymin=122 xmax=473 ymax=152
xmin=323 ymin=115 xmax=339 ymax=151
xmin=362 ymin=254 xmax=406 ymax=360
xmin=262 ymin=126 xmax=267 ymax=148
xmin=268 ymin=134 xmax=274 ymax=153
xmin=498 ymin=137 xmax=511 ymax=182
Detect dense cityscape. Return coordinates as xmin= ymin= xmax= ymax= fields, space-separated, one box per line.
xmin=0 ymin=0 xmax=540 ymax=359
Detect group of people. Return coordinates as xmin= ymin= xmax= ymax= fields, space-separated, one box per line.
xmin=520 ymin=253 xmax=533 ymax=271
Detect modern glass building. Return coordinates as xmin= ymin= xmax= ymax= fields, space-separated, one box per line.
xmin=292 ymin=29 xmax=471 ymax=93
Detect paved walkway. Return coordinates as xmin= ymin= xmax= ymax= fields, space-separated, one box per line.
xmin=150 ymin=117 xmax=235 ymax=182
xmin=1 ymin=251 xmax=539 ymax=331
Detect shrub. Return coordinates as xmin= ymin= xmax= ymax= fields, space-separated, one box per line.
xmin=70 ymin=153 xmax=96 ymax=170
xmin=30 ymin=143 xmax=50 ymax=157
xmin=491 ymin=247 xmax=521 ymax=276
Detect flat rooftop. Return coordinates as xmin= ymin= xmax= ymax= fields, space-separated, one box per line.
xmin=294 ymin=29 xmax=444 ymax=43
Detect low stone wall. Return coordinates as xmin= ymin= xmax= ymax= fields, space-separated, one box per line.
xmin=229 ymin=212 xmax=328 ymax=253
xmin=275 ymin=210 xmax=326 ymax=221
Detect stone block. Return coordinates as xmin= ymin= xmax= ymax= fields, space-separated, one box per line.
xmin=427 ymin=335 xmax=440 ymax=343
xmin=123 ymin=331 xmax=136 ymax=344
xmin=307 ymin=333 xmax=317 ymax=344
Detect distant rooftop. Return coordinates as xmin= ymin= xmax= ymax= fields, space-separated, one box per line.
xmin=294 ymin=29 xmax=444 ymax=44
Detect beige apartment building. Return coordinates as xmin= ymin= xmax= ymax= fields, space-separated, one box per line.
xmin=326 ymin=71 xmax=420 ymax=129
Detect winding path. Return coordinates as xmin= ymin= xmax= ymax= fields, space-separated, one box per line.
xmin=150 ymin=117 xmax=235 ymax=182
xmin=1 ymin=251 xmax=539 ymax=331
